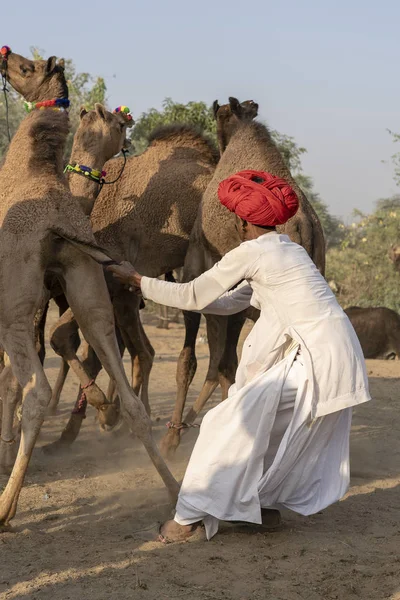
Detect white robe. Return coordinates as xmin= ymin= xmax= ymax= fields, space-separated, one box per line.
xmin=141 ymin=233 xmax=370 ymax=539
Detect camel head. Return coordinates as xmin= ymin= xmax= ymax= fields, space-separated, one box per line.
xmin=389 ymin=244 xmax=400 ymax=270
xmin=76 ymin=104 xmax=134 ymax=161
xmin=0 ymin=46 xmax=68 ymax=103
xmin=212 ymin=97 xmax=259 ymax=153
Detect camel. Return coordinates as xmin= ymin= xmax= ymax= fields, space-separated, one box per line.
xmin=345 ymin=306 xmax=400 ymax=359
xmin=159 ymin=96 xmax=326 ymax=458
xmin=44 ymin=107 xmax=157 ymax=447
xmin=0 ymin=47 xmax=178 ymax=524
xmin=45 ymin=104 xmax=135 ymax=425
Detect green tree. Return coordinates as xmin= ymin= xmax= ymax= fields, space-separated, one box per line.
xmin=130 ymin=97 xmax=216 ymax=154
xmin=388 ymin=129 xmax=400 ymax=186
xmin=0 ymin=88 xmax=24 ymax=160
xmin=326 ymin=195 xmax=400 ymax=311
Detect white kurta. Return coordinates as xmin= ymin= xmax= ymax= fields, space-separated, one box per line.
xmin=141 ymin=233 xmax=370 ymax=539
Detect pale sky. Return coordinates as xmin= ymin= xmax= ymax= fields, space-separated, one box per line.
xmin=5 ymin=0 xmax=400 ymax=219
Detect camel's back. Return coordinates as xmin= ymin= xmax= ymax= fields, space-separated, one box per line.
xmin=91 ymin=127 xmax=217 ymax=275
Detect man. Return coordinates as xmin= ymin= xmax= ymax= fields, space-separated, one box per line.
xmin=108 ymin=170 xmax=370 ymax=543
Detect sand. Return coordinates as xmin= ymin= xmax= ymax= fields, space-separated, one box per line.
xmin=0 ymin=304 xmax=399 ymax=600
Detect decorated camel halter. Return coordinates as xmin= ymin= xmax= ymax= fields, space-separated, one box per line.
xmin=0 ymin=45 xmax=12 ymax=141
xmin=113 ymin=105 xmax=133 ymax=122
xmin=64 ymin=106 xmax=132 ymax=189
xmin=24 ymin=97 xmax=70 ymax=113
xmin=64 ymin=163 xmax=106 ymax=184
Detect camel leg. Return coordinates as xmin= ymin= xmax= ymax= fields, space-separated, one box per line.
xmin=114 ymin=291 xmax=154 ymax=416
xmin=217 ymin=311 xmax=247 ymax=400
xmin=47 ymin=295 xmax=80 ymax=415
xmin=157 ymin=304 xmax=170 ymax=330
xmin=0 ymin=262 xmax=52 ymax=524
xmin=0 ymin=296 xmax=51 ymax=471
xmin=0 ymin=365 xmax=22 ymax=474
xmin=49 ymin=309 xmax=113 ymax=416
xmin=183 ymin=314 xmax=228 ymax=426
xmin=47 ymin=359 xmax=70 ymax=416
xmin=159 ymin=310 xmax=201 ymax=459
xmin=106 ymin=325 xmax=125 ymax=402
xmin=60 ymin=250 xmax=178 ymax=500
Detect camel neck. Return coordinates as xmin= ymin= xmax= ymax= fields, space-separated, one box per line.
xmin=67 ymin=149 xmax=107 ymax=216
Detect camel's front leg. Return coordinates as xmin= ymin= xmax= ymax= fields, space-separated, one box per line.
xmin=49 ymin=309 xmax=109 ymax=409
xmin=47 ymin=294 xmax=78 ymax=415
xmin=217 ymin=311 xmax=247 ymax=400
xmin=159 ymin=310 xmax=201 ymax=459
xmin=182 ymin=313 xmax=227 ymax=426
xmin=60 ymin=248 xmax=179 ymax=501
xmin=113 ymin=290 xmax=155 ymax=416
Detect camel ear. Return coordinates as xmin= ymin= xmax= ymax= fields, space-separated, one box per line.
xmin=95 ymin=103 xmax=107 ymax=121
xmin=229 ymin=97 xmax=242 ymax=116
xmin=57 ymin=58 xmax=65 ymax=70
xmin=45 ymin=56 xmax=57 ymax=75
xmin=213 ymin=100 xmax=220 ymax=119
xmin=79 ymin=107 xmax=88 ymax=120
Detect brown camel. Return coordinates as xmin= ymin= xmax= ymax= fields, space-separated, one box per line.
xmin=0 ymin=48 xmax=178 ymax=524
xmin=45 ymin=104 xmax=134 ymax=423
xmin=159 ymin=96 xmax=326 ymax=457
xmin=44 ymin=107 xmax=156 ymax=448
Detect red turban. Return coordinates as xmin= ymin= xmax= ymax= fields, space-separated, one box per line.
xmin=218 ymin=170 xmax=299 ymax=227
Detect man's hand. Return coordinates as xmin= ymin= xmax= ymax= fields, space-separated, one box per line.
xmin=106 ymin=261 xmax=142 ymax=289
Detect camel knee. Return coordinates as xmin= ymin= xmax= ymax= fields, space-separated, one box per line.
xmin=50 ymin=315 xmax=79 ymax=360
xmin=21 ymin=376 xmax=52 ymax=428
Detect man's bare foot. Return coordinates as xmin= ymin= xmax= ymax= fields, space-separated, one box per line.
xmin=158 ymin=519 xmax=200 ymax=543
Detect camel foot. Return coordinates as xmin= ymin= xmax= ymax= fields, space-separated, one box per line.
xmin=0 ymin=478 xmax=22 ymax=525
xmin=158 ymin=519 xmax=200 ymax=544
xmin=229 ymin=509 xmax=282 ymax=532
xmin=159 ymin=428 xmax=181 ymax=460
xmin=42 ymin=438 xmax=74 ymax=456
xmin=261 ymin=509 xmax=282 ymax=529
xmin=0 ymin=439 xmax=18 ymax=474
xmin=42 ymin=412 xmax=85 ymax=455
xmin=182 ymin=408 xmax=198 ymax=425
xmin=97 ymin=401 xmax=121 ymax=431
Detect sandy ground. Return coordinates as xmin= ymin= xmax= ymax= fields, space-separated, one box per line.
xmin=1 ymin=303 xmax=399 ymax=600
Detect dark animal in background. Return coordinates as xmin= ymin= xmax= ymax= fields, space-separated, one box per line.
xmin=345 ymin=306 xmax=400 ymax=359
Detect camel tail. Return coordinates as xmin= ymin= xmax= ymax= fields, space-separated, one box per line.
xmin=50 ymin=229 xmax=119 ymax=267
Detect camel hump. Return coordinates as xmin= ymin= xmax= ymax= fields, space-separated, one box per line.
xmin=148 ymin=124 xmax=219 ymax=163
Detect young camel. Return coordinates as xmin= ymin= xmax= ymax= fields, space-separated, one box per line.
xmin=0 ymin=48 xmax=178 ymax=523
xmin=44 ymin=104 xmax=134 ymax=431
xmin=159 ymin=96 xmax=326 ymax=458
xmin=45 ymin=106 xmax=155 ymax=446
